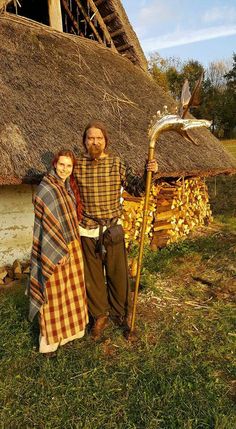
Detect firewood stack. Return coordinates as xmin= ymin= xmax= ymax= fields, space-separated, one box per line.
xmin=122 ymin=177 xmax=213 ymax=251
xmin=121 ymin=185 xmax=159 ymax=248
xmin=0 ymin=260 xmax=30 ymax=285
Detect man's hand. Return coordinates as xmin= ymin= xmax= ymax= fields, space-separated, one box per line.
xmin=146 ymin=159 xmax=158 ymax=173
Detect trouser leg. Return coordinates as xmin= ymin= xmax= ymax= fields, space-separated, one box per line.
xmin=105 ymin=239 xmax=131 ymax=318
xmin=81 ymin=237 xmax=109 ymax=318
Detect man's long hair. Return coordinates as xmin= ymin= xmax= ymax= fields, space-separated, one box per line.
xmin=82 ymin=120 xmax=109 ymax=149
xmin=52 ymin=149 xmax=82 ymax=220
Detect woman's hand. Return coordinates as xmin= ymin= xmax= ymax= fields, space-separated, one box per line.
xmin=146 ymin=159 xmax=158 ymax=173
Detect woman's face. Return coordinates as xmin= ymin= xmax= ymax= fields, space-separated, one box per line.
xmin=55 ymin=156 xmax=73 ymax=182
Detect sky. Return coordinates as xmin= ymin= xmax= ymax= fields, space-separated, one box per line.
xmin=122 ymin=0 xmax=236 ymax=68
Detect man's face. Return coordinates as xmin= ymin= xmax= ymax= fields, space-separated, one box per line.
xmin=85 ymin=127 xmax=106 ymax=159
xmin=55 ymin=156 xmax=73 ymax=182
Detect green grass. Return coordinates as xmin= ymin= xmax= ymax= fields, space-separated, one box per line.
xmin=1 ymin=144 xmax=236 ymax=428
xmin=1 ymin=218 xmax=236 ymax=428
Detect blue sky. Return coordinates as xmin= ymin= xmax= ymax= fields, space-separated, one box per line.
xmin=122 ymin=0 xmax=236 ymax=67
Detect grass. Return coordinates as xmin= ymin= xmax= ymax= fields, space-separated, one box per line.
xmin=222 ymin=139 xmax=236 ymax=159
xmin=1 ymin=217 xmax=236 ymax=428
xmin=1 ymin=166 xmax=236 ymax=428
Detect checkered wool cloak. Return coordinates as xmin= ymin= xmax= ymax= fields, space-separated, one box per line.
xmin=28 ymin=171 xmax=80 ymax=321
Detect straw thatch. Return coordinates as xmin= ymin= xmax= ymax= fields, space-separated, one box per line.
xmin=0 ymin=0 xmax=10 ymax=9
xmin=0 ymin=13 xmax=236 ymax=186
xmin=94 ymin=0 xmax=147 ymax=69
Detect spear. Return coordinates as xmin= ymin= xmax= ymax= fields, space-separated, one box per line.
xmin=129 ymin=111 xmax=211 ymax=335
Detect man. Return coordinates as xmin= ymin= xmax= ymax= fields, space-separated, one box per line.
xmin=74 ymin=120 xmax=157 ymax=340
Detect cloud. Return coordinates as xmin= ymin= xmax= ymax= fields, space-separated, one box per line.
xmin=203 ymin=6 xmax=236 ymax=24
xmin=141 ymin=24 xmax=236 ymax=51
xmin=139 ymin=3 xmax=172 ymax=23
xmin=136 ymin=0 xmax=181 ymax=36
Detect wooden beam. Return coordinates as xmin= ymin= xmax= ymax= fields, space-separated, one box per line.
xmin=86 ymin=0 xmax=117 ymax=50
xmin=74 ymin=0 xmax=103 ymax=44
xmin=117 ymin=43 xmax=133 ymax=53
xmin=94 ymin=0 xmax=105 ymax=6
xmin=48 ymin=0 xmax=63 ymax=32
xmin=103 ymin=12 xmax=116 ymax=23
xmin=110 ymin=28 xmax=124 ymax=38
xmin=61 ymin=0 xmax=80 ymax=34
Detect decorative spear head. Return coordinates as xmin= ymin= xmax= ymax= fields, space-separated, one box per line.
xmin=148 ymin=107 xmax=211 ymax=148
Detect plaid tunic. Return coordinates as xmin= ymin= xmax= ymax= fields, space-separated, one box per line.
xmin=74 ymin=155 xmax=145 ymax=229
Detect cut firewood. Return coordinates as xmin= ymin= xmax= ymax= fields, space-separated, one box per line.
xmin=122 ymin=177 xmax=212 ymax=249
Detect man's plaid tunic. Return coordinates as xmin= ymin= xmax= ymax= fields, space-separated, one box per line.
xmin=74 ymin=155 xmax=145 ymax=229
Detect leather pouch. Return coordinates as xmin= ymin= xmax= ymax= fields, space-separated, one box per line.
xmin=104 ymin=224 xmax=124 ymax=245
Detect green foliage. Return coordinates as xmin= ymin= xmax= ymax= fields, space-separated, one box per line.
xmin=224 ymin=52 xmax=236 ymax=92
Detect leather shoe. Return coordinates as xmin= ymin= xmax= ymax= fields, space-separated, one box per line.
xmin=122 ymin=313 xmax=132 ymax=331
xmin=91 ymin=316 xmax=109 ymax=340
xmin=43 ymin=351 xmax=57 ymax=358
xmin=111 ymin=314 xmax=132 ymax=330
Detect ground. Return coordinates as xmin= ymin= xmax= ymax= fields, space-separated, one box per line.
xmin=0 ymin=215 xmax=235 ymax=429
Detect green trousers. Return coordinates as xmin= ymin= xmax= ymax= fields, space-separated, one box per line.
xmin=81 ymin=236 xmax=131 ymax=319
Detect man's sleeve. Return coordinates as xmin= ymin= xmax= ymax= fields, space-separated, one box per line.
xmin=120 ymin=160 xmax=146 ymax=197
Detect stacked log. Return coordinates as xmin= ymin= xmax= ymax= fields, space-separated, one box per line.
xmin=165 ymin=177 xmax=212 ymax=246
xmin=0 ymin=260 xmax=30 ymax=286
xmin=122 ymin=177 xmax=213 ymax=251
xmin=121 ymin=185 xmax=159 ymax=248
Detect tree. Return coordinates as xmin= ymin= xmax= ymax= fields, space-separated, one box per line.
xmin=224 ymin=52 xmax=236 ymax=92
xmin=148 ymin=52 xmax=236 ymax=138
xmin=148 ymin=54 xmax=204 ymax=103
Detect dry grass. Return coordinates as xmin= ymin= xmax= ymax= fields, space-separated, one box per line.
xmin=222 ymin=139 xmax=236 ymax=158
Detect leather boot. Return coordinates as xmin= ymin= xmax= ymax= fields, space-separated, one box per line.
xmin=91 ymin=316 xmax=109 ymax=340
xmin=123 ymin=313 xmax=132 ymax=331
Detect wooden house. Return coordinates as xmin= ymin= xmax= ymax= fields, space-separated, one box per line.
xmin=0 ymin=2 xmax=236 ymax=266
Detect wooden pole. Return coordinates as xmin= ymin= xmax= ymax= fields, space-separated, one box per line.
xmin=130 ymin=145 xmax=155 ymax=332
xmin=48 ymin=0 xmax=63 ymax=32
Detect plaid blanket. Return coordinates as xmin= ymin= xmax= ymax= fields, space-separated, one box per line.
xmin=28 ymin=171 xmax=80 ymax=321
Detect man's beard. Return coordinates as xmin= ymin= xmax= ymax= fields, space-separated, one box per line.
xmin=88 ymin=146 xmax=103 ymax=160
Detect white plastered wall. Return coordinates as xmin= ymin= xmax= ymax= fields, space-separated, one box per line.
xmin=0 ymin=184 xmax=34 ymax=266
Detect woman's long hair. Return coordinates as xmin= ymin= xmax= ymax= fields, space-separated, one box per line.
xmin=52 ymin=149 xmax=83 ymax=221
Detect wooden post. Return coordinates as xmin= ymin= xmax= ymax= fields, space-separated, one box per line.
xmin=48 ymin=0 xmax=63 ymax=32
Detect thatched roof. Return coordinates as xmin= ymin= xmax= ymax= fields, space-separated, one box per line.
xmin=95 ymin=0 xmax=147 ymax=69
xmin=1 ymin=0 xmax=147 ymax=69
xmin=0 ymin=14 xmax=236 ymax=186
xmin=0 ymin=0 xmax=10 ymax=8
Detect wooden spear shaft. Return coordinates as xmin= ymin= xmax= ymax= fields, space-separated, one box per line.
xmin=130 ymin=144 xmax=155 ymax=332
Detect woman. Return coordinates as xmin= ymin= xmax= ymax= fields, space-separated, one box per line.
xmin=28 ymin=149 xmax=88 ymax=356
